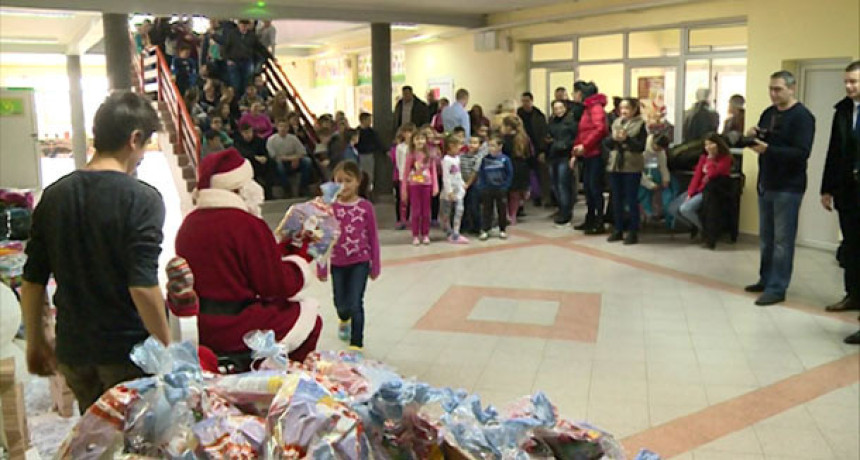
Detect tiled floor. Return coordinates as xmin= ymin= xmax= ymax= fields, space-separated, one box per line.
xmin=267 ymin=200 xmax=858 ymax=459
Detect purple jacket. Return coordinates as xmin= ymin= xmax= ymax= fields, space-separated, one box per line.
xmin=318 ymin=198 xmax=381 ymax=278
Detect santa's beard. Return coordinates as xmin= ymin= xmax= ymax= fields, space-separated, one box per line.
xmin=238 ymin=181 xmax=264 ymax=217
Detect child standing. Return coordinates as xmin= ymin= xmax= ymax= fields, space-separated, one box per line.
xmin=318 ymin=161 xmax=381 ymax=353
xmin=391 ymin=123 xmax=415 ymax=230
xmin=171 ymin=44 xmax=198 ymax=97
xmin=402 ymin=132 xmax=439 ymax=245
xmin=501 ymin=116 xmax=534 ymax=225
xmin=460 ymin=136 xmax=484 ymax=234
xmin=440 ymin=135 xmax=469 ymax=244
xmin=478 ymin=136 xmax=513 ymax=240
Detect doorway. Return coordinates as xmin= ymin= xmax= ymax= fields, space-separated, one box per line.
xmin=797 ymin=60 xmax=849 ymax=250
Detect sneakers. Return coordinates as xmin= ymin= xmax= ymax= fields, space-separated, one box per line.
xmin=448 ymin=234 xmax=470 ymax=244
xmin=755 ymin=292 xmax=785 ymax=306
xmin=499 ymin=231 xmax=508 ymax=239
xmin=422 ymin=236 xmax=431 ymax=245
xmin=553 ymin=220 xmax=571 ymax=229
xmin=348 ymin=345 xmax=363 ymax=358
xmin=412 ymin=237 xmax=420 ymax=246
xmin=585 ymin=223 xmax=606 ymax=235
xmin=607 ymin=231 xmax=624 ymax=242
xmin=338 ymin=321 xmax=351 ymax=342
xmin=479 ymin=231 xmax=489 ymax=241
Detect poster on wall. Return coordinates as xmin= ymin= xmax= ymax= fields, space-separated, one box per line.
xmin=427 ymin=77 xmax=454 ymax=102
xmin=314 ymin=57 xmax=345 ymax=87
xmin=637 ymin=76 xmax=667 ymax=118
xmin=355 ymin=47 xmax=406 ymax=87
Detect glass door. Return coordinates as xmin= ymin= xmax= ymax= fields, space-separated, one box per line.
xmin=529 ymin=66 xmax=575 ymax=116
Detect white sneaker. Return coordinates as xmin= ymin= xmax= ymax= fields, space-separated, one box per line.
xmin=479 ymin=232 xmax=489 ymax=241
xmin=499 ymin=231 xmax=508 ymax=239
xmin=412 ymin=237 xmax=420 ymax=246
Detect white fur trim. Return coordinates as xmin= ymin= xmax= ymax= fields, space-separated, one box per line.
xmin=283 ymin=255 xmax=313 ymax=295
xmin=195 ymin=188 xmax=249 ymax=211
xmin=210 ymin=160 xmax=253 ymax=191
xmin=280 ymin=297 xmax=320 ymax=352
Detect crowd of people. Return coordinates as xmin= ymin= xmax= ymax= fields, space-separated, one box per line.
xmin=387 ymin=82 xmax=747 ymax=249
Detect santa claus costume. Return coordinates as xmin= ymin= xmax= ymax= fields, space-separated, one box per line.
xmin=173 ymin=148 xmax=322 ymax=362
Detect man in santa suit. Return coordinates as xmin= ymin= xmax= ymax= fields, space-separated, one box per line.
xmin=170 ymin=148 xmax=322 ymax=363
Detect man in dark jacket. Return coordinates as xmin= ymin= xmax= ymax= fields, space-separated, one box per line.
xmin=518 ymin=92 xmax=550 ymax=206
xmin=547 ymin=100 xmax=579 ymax=226
xmin=744 ymin=70 xmax=816 ymax=306
xmin=222 ymin=19 xmax=264 ymax=97
xmin=820 ymin=61 xmax=860 ymax=344
xmin=683 ymin=88 xmax=720 ymax=143
xmin=394 ymin=86 xmax=430 ymax=130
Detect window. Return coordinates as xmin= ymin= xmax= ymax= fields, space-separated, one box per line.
xmin=689 ymin=25 xmax=748 ymax=52
xmin=531 ymin=41 xmax=574 ymax=62
xmin=628 ymin=29 xmax=681 ymax=58
xmin=578 ymin=64 xmax=624 ymax=101
xmin=529 ymin=68 xmax=548 ymax=114
xmin=578 ymin=34 xmax=623 ymax=61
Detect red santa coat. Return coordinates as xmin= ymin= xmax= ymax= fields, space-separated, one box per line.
xmin=175 ymin=188 xmax=321 ymax=361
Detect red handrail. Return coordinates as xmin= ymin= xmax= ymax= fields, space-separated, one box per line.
xmin=147 ymin=46 xmax=201 ymax=173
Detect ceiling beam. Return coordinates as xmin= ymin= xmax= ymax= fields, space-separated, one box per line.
xmin=66 ymin=16 xmax=103 ymax=55
xmin=0 ymin=42 xmax=68 ymax=54
xmin=0 ymin=0 xmax=487 ymax=28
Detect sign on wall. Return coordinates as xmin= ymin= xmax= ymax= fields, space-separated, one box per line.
xmin=356 ymin=47 xmax=407 ymax=86
xmin=427 ymin=77 xmax=455 ymax=102
xmin=314 ymin=57 xmax=345 ymax=87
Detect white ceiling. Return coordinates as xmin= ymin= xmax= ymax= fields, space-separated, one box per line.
xmin=0 ymin=8 xmax=103 ymax=54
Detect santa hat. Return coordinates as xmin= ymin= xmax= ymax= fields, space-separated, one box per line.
xmin=196 ymin=148 xmax=254 ymax=192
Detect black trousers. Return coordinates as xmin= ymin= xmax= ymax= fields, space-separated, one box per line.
xmin=481 ymin=188 xmax=508 ymax=232
xmin=838 ymin=205 xmax=860 ymax=299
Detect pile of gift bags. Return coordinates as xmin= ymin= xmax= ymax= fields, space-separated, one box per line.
xmin=57 ymin=332 xmax=659 ymax=459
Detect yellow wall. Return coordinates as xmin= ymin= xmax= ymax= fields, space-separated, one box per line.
xmin=403 ymin=33 xmax=523 ymax=113
xmin=739 ymin=0 xmax=860 ymax=233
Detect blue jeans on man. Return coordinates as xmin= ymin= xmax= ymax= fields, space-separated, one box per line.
xmin=757 ymin=191 xmax=803 ymax=298
xmin=276 ymin=157 xmax=312 ymax=195
xmin=549 ymin=157 xmax=573 ymax=224
xmin=226 ymin=58 xmax=254 ymax=96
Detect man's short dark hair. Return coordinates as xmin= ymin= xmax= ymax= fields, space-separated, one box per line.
xmin=238 ymin=19 xmax=252 ymax=25
xmin=402 ymin=86 xmax=413 ymax=93
xmin=204 ymin=130 xmax=220 ymax=142
xmin=455 ymin=88 xmax=469 ymax=100
xmin=846 ymin=60 xmax=860 ymax=72
xmin=359 ymin=112 xmax=372 ymax=122
xmin=574 ymin=81 xmax=599 ymax=98
xmin=92 ymin=91 xmax=160 ymax=153
xmin=239 ymin=122 xmax=253 ymax=132
xmin=452 ymin=126 xmax=466 ymax=135
xmin=555 ymin=86 xmax=567 ymax=93
xmin=770 ymin=70 xmax=796 ymax=87
xmin=521 ymin=92 xmax=534 ymax=100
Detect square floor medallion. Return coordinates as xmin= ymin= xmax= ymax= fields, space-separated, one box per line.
xmin=415 ymin=286 xmax=601 ymax=342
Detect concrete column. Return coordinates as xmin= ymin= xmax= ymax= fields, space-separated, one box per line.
xmin=102 ymin=13 xmax=132 ymax=91
xmin=66 ymin=55 xmax=88 ymax=169
xmin=370 ymin=23 xmax=393 ymax=195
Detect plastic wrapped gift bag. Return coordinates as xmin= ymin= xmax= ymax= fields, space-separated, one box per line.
xmin=274 ymin=182 xmax=343 ymax=261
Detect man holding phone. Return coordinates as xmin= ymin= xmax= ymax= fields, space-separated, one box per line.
xmin=744 ymin=70 xmax=816 ymax=306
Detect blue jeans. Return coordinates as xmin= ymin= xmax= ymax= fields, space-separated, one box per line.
xmin=609 ymin=172 xmax=641 ymax=232
xmin=758 ymin=191 xmax=803 ymax=296
xmin=678 ymin=193 xmax=704 ymax=230
xmin=276 ymin=157 xmax=312 ymax=193
xmin=226 ymin=59 xmax=253 ymax=96
xmin=549 ymin=158 xmax=573 ymax=223
xmin=582 ymin=156 xmax=605 ymax=221
xmin=331 ymin=262 xmax=370 ymax=348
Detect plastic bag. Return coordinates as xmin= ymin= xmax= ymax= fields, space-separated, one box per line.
xmin=193 ymin=414 xmax=267 ymax=459
xmin=56 ymin=385 xmax=140 ymax=459
xmin=274 ymin=182 xmax=343 ymax=261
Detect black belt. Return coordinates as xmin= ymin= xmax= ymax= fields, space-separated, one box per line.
xmin=199 ymin=298 xmax=254 ymax=316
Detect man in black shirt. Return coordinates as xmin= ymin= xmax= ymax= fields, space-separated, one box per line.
xmin=21 ymin=91 xmax=170 ymax=413
xmin=233 ymin=122 xmax=272 ymax=198
xmin=517 ymin=92 xmax=549 ymax=206
xmin=744 ymin=70 xmax=816 ymax=306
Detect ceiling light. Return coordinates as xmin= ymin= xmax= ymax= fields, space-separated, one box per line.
xmin=286 ymin=43 xmax=323 ymax=49
xmin=0 ymin=8 xmax=74 ymax=19
xmin=0 ymin=37 xmax=61 ymax=45
xmin=392 ymin=23 xmax=418 ymax=31
xmin=402 ymin=34 xmax=435 ymax=44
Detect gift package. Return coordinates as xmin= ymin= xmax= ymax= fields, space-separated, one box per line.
xmin=57 ymin=331 xmax=661 ymax=459
xmin=274 ymin=182 xmax=343 ymax=261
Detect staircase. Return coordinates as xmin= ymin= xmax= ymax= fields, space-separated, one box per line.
xmin=129 ymin=39 xmax=320 ymax=195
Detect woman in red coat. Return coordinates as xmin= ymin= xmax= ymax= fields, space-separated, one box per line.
xmin=671 ymin=133 xmax=732 ymax=238
xmin=572 ymin=82 xmax=608 ymax=234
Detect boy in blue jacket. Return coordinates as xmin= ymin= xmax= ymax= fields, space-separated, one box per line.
xmin=478 ymin=136 xmax=513 ymax=240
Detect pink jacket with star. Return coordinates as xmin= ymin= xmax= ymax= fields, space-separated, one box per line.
xmin=317 ymin=198 xmax=381 ymax=278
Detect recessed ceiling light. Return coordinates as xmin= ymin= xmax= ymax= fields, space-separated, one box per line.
xmin=402 ymin=34 xmax=435 ymax=44
xmin=286 ymin=43 xmax=323 ymax=49
xmin=0 ymin=37 xmax=60 ymax=45
xmin=392 ymin=23 xmax=418 ymax=31
xmin=0 ymin=8 xmax=74 ymax=19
